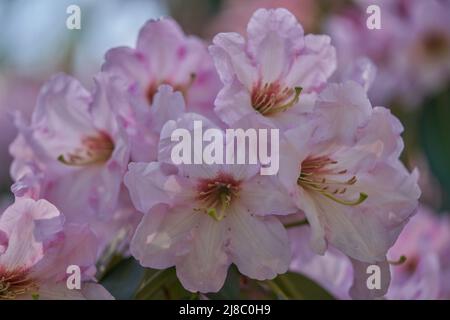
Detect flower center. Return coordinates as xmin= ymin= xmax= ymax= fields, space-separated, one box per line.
xmin=403 ymin=256 xmax=418 ymax=274
xmin=251 ymin=82 xmax=302 ymax=116
xmin=422 ymin=31 xmax=449 ymax=59
xmin=58 ymin=131 xmax=114 ymax=166
xmin=195 ymin=173 xmax=241 ymax=221
xmin=297 ymin=156 xmax=367 ymax=206
xmin=0 ymin=267 xmax=37 ymax=300
xmin=146 ymin=73 xmax=197 ymax=105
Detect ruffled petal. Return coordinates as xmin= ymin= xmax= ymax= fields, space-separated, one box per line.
xmin=0 ymin=198 xmax=63 ymax=270
xmin=176 ymin=217 xmax=230 ymax=293
xmin=247 ymin=8 xmax=304 ymax=83
xmin=131 ymin=204 xmax=201 ymax=269
xmin=124 ymin=162 xmax=185 ymax=213
xmin=228 ymin=204 xmax=290 ymax=280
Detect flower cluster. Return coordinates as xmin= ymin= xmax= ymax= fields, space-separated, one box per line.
xmin=3 ymin=8 xmax=420 ymax=299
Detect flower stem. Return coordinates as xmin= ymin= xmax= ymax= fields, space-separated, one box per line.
xmin=265 ymin=280 xmax=289 ymax=300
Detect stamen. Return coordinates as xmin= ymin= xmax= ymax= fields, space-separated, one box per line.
xmin=0 ymin=267 xmax=37 ymax=300
xmin=298 ymin=156 xmax=368 ymax=207
xmin=251 ymin=82 xmax=302 ymax=116
xmin=265 ymin=87 xmax=302 ymax=115
xmin=196 ymin=173 xmax=240 ymax=221
xmin=58 ymin=132 xmax=114 ymax=166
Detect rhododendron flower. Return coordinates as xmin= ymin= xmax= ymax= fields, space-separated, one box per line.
xmin=10 ymin=73 xmax=130 ymax=223
xmin=209 ymin=8 xmax=336 ymax=129
xmin=0 ymin=74 xmax=40 ymax=183
xmin=387 ymin=206 xmax=450 ymax=299
xmin=0 ymin=198 xmax=112 ymax=300
xmin=328 ymin=0 xmax=450 ymax=107
xmin=279 ymin=81 xmax=420 ymax=298
xmin=289 ymin=206 xmax=450 ymax=300
xmin=124 ymin=113 xmax=297 ymax=293
xmin=102 ymin=18 xmax=221 ymax=161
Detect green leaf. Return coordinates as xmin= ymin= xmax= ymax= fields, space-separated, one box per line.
xmin=270 ymin=272 xmax=335 ymax=300
xmin=419 ymin=88 xmax=450 ymax=210
xmin=135 ymin=268 xmax=192 ymax=300
xmin=99 ymin=257 xmax=145 ymax=300
xmin=207 ymin=265 xmax=241 ymax=300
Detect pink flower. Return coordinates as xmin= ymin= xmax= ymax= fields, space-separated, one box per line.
xmin=279 ymin=81 xmax=420 ymax=298
xmin=327 ymin=0 xmax=450 ymax=107
xmin=209 ymin=8 xmax=336 ymax=130
xmin=289 ymin=206 xmax=450 ymax=300
xmin=10 ymin=73 xmax=130 ymax=223
xmin=387 ymin=206 xmax=450 ymax=299
xmin=124 ymin=113 xmax=297 ymax=293
xmin=0 ymin=74 xmax=40 ymax=183
xmin=102 ymin=18 xmax=222 ymax=161
xmin=0 ymin=198 xmax=112 ymax=300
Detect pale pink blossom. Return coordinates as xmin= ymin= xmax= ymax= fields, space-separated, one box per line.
xmin=10 ymin=73 xmax=130 ymax=224
xmin=279 ymin=81 xmax=420 ymax=298
xmin=125 ymin=113 xmax=297 ymax=293
xmin=209 ymin=8 xmax=336 ymax=130
xmin=328 ymin=0 xmax=450 ymax=107
xmin=387 ymin=206 xmax=450 ymax=299
xmin=102 ymin=18 xmax=222 ymax=161
xmin=0 ymin=74 xmax=40 ymax=182
xmin=289 ymin=206 xmax=450 ymax=300
xmin=0 ymin=198 xmax=112 ymax=300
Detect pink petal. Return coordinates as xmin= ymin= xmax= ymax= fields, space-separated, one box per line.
xmin=176 ymin=217 xmax=230 ymax=293
xmin=239 ymin=176 xmax=297 ymax=216
xmin=0 ymin=198 xmax=62 ymax=270
xmin=131 ymin=204 xmax=201 ymax=269
xmin=284 ymin=35 xmax=336 ymax=90
xmin=228 ymin=205 xmax=290 ymax=280
xmin=210 ymin=32 xmax=257 ymax=88
xmin=124 ymin=162 xmax=184 ymax=213
xmin=315 ymin=81 xmax=372 ymax=144
xmin=213 ymin=79 xmax=254 ymax=126
xmin=31 ymin=224 xmax=98 ymax=282
xmin=247 ymin=9 xmax=304 ymax=83
xmin=136 ymin=19 xmax=188 ymax=81
xmin=150 ymin=85 xmax=186 ymax=132
xmin=102 ymin=46 xmax=150 ymax=87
